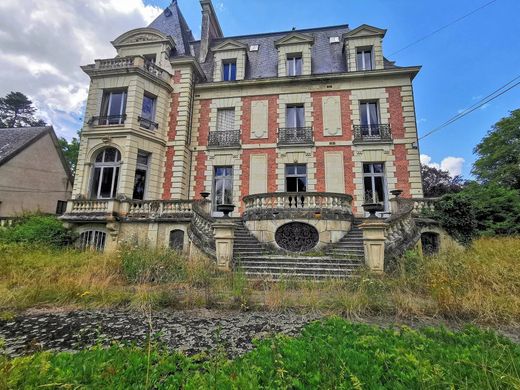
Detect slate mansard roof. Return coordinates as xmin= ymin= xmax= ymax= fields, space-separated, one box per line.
xmin=147 ymin=2 xmax=400 ymax=83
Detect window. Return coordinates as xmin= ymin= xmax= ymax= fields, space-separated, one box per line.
xmin=360 ymin=101 xmax=380 ymax=136
xmin=213 ymin=166 xmax=233 ymax=210
xmin=132 ymin=151 xmax=149 ymax=200
xmin=356 ymin=47 xmax=373 ymax=70
xmin=100 ymin=90 xmax=127 ymax=125
xmin=55 ymin=200 xmax=67 ymax=215
xmin=217 ymin=108 xmax=235 ymax=131
xmin=90 ymin=148 xmax=121 ymax=199
xmin=139 ymin=93 xmax=157 ymax=130
xmin=223 ymin=60 xmax=237 ymax=81
xmin=285 ymin=164 xmax=307 ymax=192
xmin=169 ymin=230 xmax=185 ymax=251
xmin=363 ymin=163 xmax=387 ymax=206
xmin=286 ymin=105 xmax=305 ymax=128
xmin=143 ymin=54 xmax=157 ymax=64
xmin=77 ymin=230 xmax=106 ymax=252
xmin=287 ymin=54 xmax=302 ymax=76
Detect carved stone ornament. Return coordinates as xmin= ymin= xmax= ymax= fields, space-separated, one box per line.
xmin=275 ymin=222 xmax=319 ymax=252
xmin=128 ymin=34 xmax=161 ymax=43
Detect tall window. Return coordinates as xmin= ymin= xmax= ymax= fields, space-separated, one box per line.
xmin=139 ymin=93 xmax=157 ymax=130
xmin=100 ymin=90 xmax=127 ymax=125
xmin=286 ymin=105 xmax=305 ymax=128
xmin=287 ymin=54 xmax=302 ymax=76
xmin=360 ymin=101 xmax=380 ymax=136
xmin=286 ymin=164 xmax=307 ymax=192
xmin=213 ymin=166 xmax=233 ymax=210
xmin=90 ymin=148 xmax=121 ymax=199
xmin=363 ymin=163 xmax=387 ymax=206
xmin=223 ymin=60 xmax=237 ymax=81
xmin=132 ymin=151 xmax=149 ymax=200
xmin=356 ymin=47 xmax=373 ymax=70
xmin=217 ymin=108 xmax=235 ymax=131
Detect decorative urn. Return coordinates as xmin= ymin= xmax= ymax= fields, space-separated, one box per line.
xmin=362 ymin=203 xmax=385 ymax=219
xmin=216 ymin=204 xmax=235 ymax=218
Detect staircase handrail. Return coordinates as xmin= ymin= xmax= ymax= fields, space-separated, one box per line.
xmin=188 ymin=200 xmax=217 ymax=258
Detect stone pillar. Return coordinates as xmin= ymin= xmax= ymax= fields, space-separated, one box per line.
xmin=359 ymin=220 xmax=388 ymax=273
xmin=212 ymin=221 xmax=236 ymax=271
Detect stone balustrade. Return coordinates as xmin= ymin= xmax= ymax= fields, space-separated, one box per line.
xmin=243 ymin=192 xmax=353 ymax=214
xmin=87 ymin=56 xmax=172 ymax=83
xmin=126 ymin=200 xmax=194 ymax=218
xmin=69 ymin=200 xmax=111 ymax=213
xmin=409 ymin=198 xmax=439 ymax=216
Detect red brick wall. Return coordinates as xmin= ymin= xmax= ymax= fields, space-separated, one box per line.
xmin=241 ymin=95 xmax=279 ymax=144
xmin=312 ymin=91 xmax=352 ymax=142
xmin=161 ymin=92 xmax=180 ymax=199
xmin=393 ymin=144 xmax=411 ymax=198
xmin=192 ymin=99 xmax=211 ymax=199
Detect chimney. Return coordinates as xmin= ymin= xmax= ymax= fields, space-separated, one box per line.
xmin=199 ymin=0 xmax=223 ymax=63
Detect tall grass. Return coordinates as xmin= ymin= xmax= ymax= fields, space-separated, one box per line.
xmin=1 ymin=237 xmax=519 ymax=325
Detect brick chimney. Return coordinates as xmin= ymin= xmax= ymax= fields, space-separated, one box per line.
xmin=199 ymin=0 xmax=223 ymax=63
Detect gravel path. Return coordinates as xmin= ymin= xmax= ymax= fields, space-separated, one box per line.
xmin=0 ymin=309 xmax=321 ymax=358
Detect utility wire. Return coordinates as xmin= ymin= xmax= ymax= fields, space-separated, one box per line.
xmin=389 ymin=0 xmax=499 ymax=56
xmin=419 ymin=75 xmax=520 ymax=140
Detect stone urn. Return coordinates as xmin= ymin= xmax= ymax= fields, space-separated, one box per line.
xmin=200 ymin=191 xmax=210 ymax=199
xmin=390 ymin=189 xmax=403 ymax=198
xmin=217 ymin=204 xmax=235 ymax=218
xmin=362 ymin=203 xmax=384 ymax=219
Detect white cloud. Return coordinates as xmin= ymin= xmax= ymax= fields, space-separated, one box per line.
xmin=420 ymin=154 xmax=465 ymax=178
xmin=0 ymin=0 xmax=162 ymax=139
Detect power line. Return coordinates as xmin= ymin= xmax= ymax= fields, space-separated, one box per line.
xmin=389 ymin=0 xmax=499 ymax=56
xmin=419 ymin=75 xmax=520 ymax=140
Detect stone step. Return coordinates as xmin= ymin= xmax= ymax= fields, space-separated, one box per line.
xmin=243 ymin=272 xmax=357 ymax=280
xmin=236 ymin=261 xmax=362 ymax=269
xmin=238 ymin=265 xmax=360 ymax=274
xmin=236 ymin=255 xmax=362 ymax=262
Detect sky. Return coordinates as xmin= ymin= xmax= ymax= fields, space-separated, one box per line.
xmin=0 ymin=0 xmax=519 ymax=179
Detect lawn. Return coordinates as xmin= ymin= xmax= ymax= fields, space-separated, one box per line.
xmin=1 ymin=318 xmax=519 ymax=389
xmin=1 ymin=237 xmax=519 ymax=325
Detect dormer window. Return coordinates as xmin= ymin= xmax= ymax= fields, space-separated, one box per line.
xmin=287 ymin=54 xmax=302 ymax=76
xmin=356 ymin=47 xmax=373 ymax=71
xmin=223 ymin=60 xmax=237 ymax=81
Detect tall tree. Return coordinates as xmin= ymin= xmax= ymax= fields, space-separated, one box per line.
xmin=472 ymin=109 xmax=520 ymax=190
xmin=421 ymin=165 xmax=464 ymax=197
xmin=58 ymin=133 xmax=81 ymax=174
xmin=0 ymin=91 xmax=46 ymax=128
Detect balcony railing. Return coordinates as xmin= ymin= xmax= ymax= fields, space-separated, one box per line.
xmin=84 ymin=56 xmax=171 ymax=83
xmin=88 ymin=115 xmax=126 ymax=126
xmin=243 ymin=192 xmax=353 ymax=213
xmin=353 ymin=124 xmax=392 ymax=143
xmin=138 ymin=116 xmax=159 ymax=131
xmin=278 ymin=127 xmax=313 ymax=145
xmin=208 ymin=130 xmax=241 ymax=147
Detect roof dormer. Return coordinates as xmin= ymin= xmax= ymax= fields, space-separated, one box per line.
xmin=343 ymin=24 xmax=387 ymax=72
xmin=275 ymin=32 xmax=314 ymax=77
xmin=211 ymin=39 xmax=248 ymax=82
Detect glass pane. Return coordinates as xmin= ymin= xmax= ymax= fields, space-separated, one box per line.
xmin=360 ymin=103 xmax=369 ymax=126
xmin=364 ymin=51 xmax=372 ymax=70
xmin=295 ymin=58 xmax=302 ymax=75
xmin=103 ymin=148 xmax=117 ymax=162
xmin=223 ymin=63 xmax=229 ymax=81
xmin=296 ymin=164 xmax=306 ymax=175
xmin=141 ymin=95 xmax=155 ymax=120
xmin=137 ymin=152 xmax=149 ymax=166
xmin=356 ymin=52 xmax=363 ymax=70
xmin=296 ymin=106 xmax=305 ymax=127
xmin=217 ymin=109 xmax=235 ymax=131
xmin=286 ymin=177 xmax=297 ymax=192
xmin=297 ymin=177 xmax=307 ymax=192
xmin=368 ymin=103 xmax=379 ymax=126
xmin=108 ymin=92 xmax=123 ymax=116
xmin=224 ymin=167 xmax=233 ymax=177
xmin=214 ymin=179 xmax=224 ymax=205
xmin=230 ymin=63 xmax=236 ymax=80
xmin=112 ymin=168 xmax=119 ymax=198
xmin=374 ymin=176 xmax=385 ymax=203
xmin=373 ymin=163 xmax=384 ymax=173
xmin=287 ymin=58 xmax=294 ymax=76
xmin=95 ymin=151 xmax=104 ymax=162
xmin=91 ymin=167 xmax=101 ymax=197
xmin=285 ymin=165 xmax=294 ymax=175
xmin=223 ymin=179 xmax=233 ymax=204
xmin=100 ymin=93 xmax=110 ymax=117
xmin=363 ymin=163 xmax=371 ymax=174
xmin=133 ymin=169 xmax=147 ymax=200
xmin=364 ymin=176 xmax=373 ymax=201
xmin=99 ymin=167 xmax=114 ymax=198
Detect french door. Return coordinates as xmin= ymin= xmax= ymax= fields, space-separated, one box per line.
xmin=212 ymin=166 xmax=233 ymax=215
xmin=363 ymin=163 xmax=388 ymax=212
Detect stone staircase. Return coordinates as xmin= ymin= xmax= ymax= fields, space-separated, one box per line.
xmin=233 ymin=220 xmax=366 ymax=280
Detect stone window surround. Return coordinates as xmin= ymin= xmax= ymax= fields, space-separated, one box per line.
xmin=350 ymin=88 xmax=390 ymax=127
xmin=278 ymin=93 xmax=313 ymax=129
xmin=345 ymin=36 xmax=384 ymax=72
xmin=277 ymin=43 xmax=312 ymax=77
xmin=209 ymin=98 xmax=243 ymax=133
xmin=212 ymin=49 xmax=246 ymax=82
xmin=276 ymin=149 xmax=317 ymax=192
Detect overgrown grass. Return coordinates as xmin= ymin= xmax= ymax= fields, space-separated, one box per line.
xmin=1 ymin=237 xmax=519 ymax=325
xmin=1 ymin=318 xmax=519 ymax=389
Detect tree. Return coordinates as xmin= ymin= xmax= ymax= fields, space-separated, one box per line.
xmin=58 ymin=132 xmax=81 ymax=174
xmin=0 ymin=91 xmax=46 ymax=128
xmin=433 ymin=193 xmax=478 ymax=245
xmin=472 ymin=109 xmax=520 ymax=190
xmin=421 ymin=165 xmax=464 ymax=197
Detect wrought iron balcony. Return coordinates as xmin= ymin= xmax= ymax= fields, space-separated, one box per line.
xmin=138 ymin=116 xmax=159 ymax=131
xmin=278 ymin=127 xmax=313 ymax=146
xmin=208 ymin=130 xmax=241 ymax=147
xmin=353 ymin=124 xmax=392 ymax=143
xmin=88 ymin=115 xmax=126 ymax=126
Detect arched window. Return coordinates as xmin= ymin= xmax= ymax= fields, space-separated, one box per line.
xmin=77 ymin=230 xmax=107 ymax=252
xmin=169 ymin=230 xmax=185 ymax=251
xmin=90 ymin=148 xmax=121 ymax=199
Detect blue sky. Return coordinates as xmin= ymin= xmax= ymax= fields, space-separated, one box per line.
xmin=147 ymin=0 xmax=520 ymax=178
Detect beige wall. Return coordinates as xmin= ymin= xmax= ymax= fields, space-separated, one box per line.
xmin=0 ymin=133 xmax=71 ymax=216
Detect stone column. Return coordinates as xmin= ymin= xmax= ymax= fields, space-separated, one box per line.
xmin=212 ymin=221 xmax=236 ymax=271
xmin=359 ymin=220 xmax=388 ymax=273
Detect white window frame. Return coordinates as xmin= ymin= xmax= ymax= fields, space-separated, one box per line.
xmin=363 ymin=162 xmax=388 ymax=211
xmin=90 ymin=148 xmax=121 ymax=200
xmin=101 ymin=90 xmax=127 ymax=125
xmin=356 ymin=47 xmax=374 ymax=71
xmin=286 ymin=54 xmax=303 ymax=76
xmin=222 ymin=60 xmax=237 ymax=81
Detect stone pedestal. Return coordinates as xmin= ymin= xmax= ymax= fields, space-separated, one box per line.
xmin=359 ymin=220 xmax=388 ymax=273
xmin=212 ymin=221 xmax=236 ymax=271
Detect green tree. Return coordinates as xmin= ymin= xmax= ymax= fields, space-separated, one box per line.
xmin=58 ymin=132 xmax=81 ymax=174
xmin=0 ymin=91 xmax=46 ymax=128
xmin=433 ymin=193 xmax=478 ymax=245
xmin=472 ymin=109 xmax=520 ymax=190
xmin=421 ymin=165 xmax=464 ymax=197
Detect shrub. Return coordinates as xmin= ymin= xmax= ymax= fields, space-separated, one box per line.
xmin=120 ymin=244 xmax=188 ymax=284
xmin=433 ymin=193 xmax=478 ymax=245
xmin=0 ymin=214 xmax=75 ymax=247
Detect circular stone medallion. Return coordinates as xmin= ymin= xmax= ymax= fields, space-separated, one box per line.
xmin=275 ymin=222 xmax=319 ymax=252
